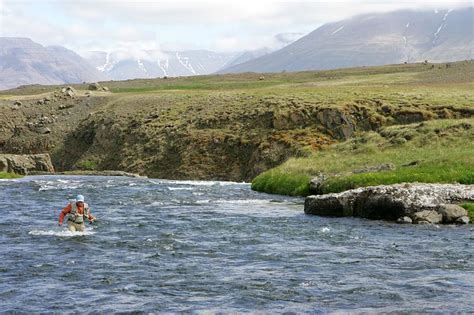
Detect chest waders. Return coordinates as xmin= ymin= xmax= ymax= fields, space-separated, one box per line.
xmin=68 ymin=202 xmax=90 ymax=224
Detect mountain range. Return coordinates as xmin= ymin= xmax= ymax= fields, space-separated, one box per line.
xmin=1 ymin=8 xmax=472 ymax=90
xmin=83 ymin=50 xmax=239 ymax=79
xmin=0 ymin=37 xmax=106 ymax=90
xmin=82 ymin=32 xmax=303 ymax=80
xmin=219 ymin=7 xmax=473 ymax=73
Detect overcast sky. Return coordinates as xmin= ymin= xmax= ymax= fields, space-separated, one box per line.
xmin=0 ymin=0 xmax=471 ymax=55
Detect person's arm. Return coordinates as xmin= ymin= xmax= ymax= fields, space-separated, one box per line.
xmin=87 ymin=207 xmax=96 ymax=222
xmin=58 ymin=204 xmax=72 ymax=225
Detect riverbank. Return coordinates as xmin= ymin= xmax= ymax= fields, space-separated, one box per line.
xmin=252 ymin=118 xmax=474 ymax=223
xmin=0 ymin=171 xmax=22 ymax=179
xmin=1 ymin=61 xmax=473 ymax=181
xmin=252 ymin=118 xmax=473 ymax=194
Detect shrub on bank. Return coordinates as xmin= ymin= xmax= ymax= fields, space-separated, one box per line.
xmin=77 ymin=160 xmax=97 ymax=170
xmin=251 ymin=169 xmax=310 ymax=196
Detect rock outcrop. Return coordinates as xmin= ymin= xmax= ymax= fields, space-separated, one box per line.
xmin=88 ymin=83 xmax=109 ymax=91
xmin=412 ymin=210 xmax=442 ymax=224
xmin=0 ymin=154 xmax=55 ymax=175
xmin=437 ymin=204 xmax=468 ymax=223
xmin=304 ymin=183 xmax=473 ymax=224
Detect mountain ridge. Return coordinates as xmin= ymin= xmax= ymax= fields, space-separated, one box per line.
xmin=0 ymin=37 xmax=106 ymax=90
xmin=218 ymin=7 xmax=474 ymax=74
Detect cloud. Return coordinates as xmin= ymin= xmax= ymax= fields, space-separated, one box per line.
xmin=212 ymin=32 xmax=306 ymax=52
xmin=1 ymin=0 xmax=472 ymax=54
xmin=56 ymin=0 xmax=472 ymax=27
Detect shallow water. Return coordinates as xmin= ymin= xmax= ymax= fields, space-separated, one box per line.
xmin=1 ymin=175 xmax=473 ymax=313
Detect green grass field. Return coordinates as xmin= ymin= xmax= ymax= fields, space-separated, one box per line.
xmin=252 ymin=118 xmax=474 ymax=195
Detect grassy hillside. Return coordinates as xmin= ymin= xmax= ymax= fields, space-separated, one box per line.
xmin=252 ymin=119 xmax=474 ymax=195
xmin=0 ymin=60 xmax=473 ymax=182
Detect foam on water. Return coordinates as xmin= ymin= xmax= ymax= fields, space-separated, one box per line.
xmin=1 ymin=175 xmax=472 ymax=313
xmin=196 ymin=198 xmax=281 ymax=205
xmin=28 ymin=229 xmax=96 ymax=237
xmin=167 ymin=187 xmax=194 ymax=191
xmin=151 ymin=179 xmax=248 ymax=186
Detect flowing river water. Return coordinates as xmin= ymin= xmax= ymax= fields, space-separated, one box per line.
xmin=1 ymin=175 xmax=473 ymax=313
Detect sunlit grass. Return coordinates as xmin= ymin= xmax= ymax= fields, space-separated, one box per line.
xmin=0 ymin=172 xmax=22 ymax=179
xmin=460 ymin=203 xmax=474 ymax=222
xmin=252 ymin=119 xmax=474 ymax=196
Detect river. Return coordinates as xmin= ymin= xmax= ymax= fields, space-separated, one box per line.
xmin=1 ymin=175 xmax=473 ymax=313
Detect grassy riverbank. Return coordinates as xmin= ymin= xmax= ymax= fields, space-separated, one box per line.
xmin=1 ymin=60 xmax=473 ymax=181
xmin=252 ymin=118 xmax=474 ymax=196
xmin=0 ymin=172 xmax=22 ymax=179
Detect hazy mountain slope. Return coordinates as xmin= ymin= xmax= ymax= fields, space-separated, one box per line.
xmin=224 ymin=48 xmax=272 ymax=69
xmin=85 ymin=33 xmax=304 ymax=80
xmin=85 ymin=50 xmax=239 ymax=79
xmin=219 ymin=7 xmax=474 ymax=73
xmin=0 ymin=37 xmax=105 ymax=90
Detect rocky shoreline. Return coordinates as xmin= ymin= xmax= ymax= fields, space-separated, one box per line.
xmin=0 ymin=153 xmax=54 ymax=175
xmin=305 ymin=183 xmax=473 ymax=224
xmin=29 ymin=170 xmax=144 ymax=178
xmin=0 ymin=153 xmax=144 ymax=178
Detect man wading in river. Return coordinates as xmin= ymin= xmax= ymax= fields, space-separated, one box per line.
xmin=58 ymin=194 xmax=96 ymax=232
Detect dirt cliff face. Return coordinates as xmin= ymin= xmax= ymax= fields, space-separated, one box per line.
xmin=0 ymin=87 xmax=472 ymax=181
xmin=1 ymin=62 xmax=472 ymax=181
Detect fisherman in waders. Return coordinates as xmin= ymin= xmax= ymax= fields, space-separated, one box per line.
xmin=58 ymin=194 xmax=96 ymax=232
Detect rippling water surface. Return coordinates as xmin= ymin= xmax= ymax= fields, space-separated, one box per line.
xmin=1 ymin=175 xmax=473 ymax=313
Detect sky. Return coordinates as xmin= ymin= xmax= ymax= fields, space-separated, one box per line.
xmin=0 ymin=0 xmax=471 ymax=55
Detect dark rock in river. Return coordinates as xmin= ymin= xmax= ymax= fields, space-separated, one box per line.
xmin=304 ymin=183 xmax=474 ymax=223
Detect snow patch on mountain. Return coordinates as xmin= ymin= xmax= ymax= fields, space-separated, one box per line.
xmin=176 ymin=52 xmax=197 ymax=75
xmin=433 ymin=10 xmax=451 ymax=45
xmin=137 ymin=59 xmax=148 ymax=74
xmin=332 ymin=25 xmax=344 ymax=35
xmin=157 ymin=59 xmax=169 ymax=76
xmin=97 ymin=52 xmax=117 ymax=72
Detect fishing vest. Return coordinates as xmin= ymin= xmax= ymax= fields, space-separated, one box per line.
xmin=68 ymin=202 xmax=90 ymax=224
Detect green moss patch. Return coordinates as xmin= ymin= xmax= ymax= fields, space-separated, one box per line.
xmin=0 ymin=172 xmax=22 ymax=179
xmin=460 ymin=203 xmax=474 ymax=222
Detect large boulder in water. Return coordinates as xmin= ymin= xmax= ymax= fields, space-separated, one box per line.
xmin=437 ymin=204 xmax=468 ymax=223
xmin=304 ymin=183 xmax=474 ymax=222
xmin=412 ymin=210 xmax=442 ymax=224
